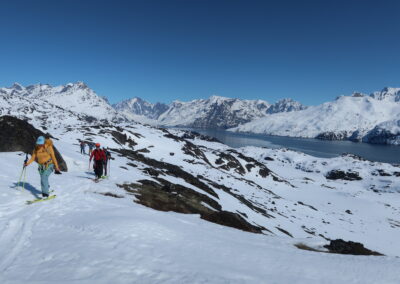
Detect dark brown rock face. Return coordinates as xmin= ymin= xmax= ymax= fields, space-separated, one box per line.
xmin=324 ymin=239 xmax=383 ymax=256
xmin=0 ymin=116 xmax=68 ymax=171
xmin=325 ymin=170 xmax=362 ymax=181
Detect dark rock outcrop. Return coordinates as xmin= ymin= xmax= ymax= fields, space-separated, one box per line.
xmin=118 ymin=180 xmax=263 ymax=233
xmin=0 ymin=116 xmax=68 ymax=171
xmin=324 ymin=239 xmax=383 ymax=256
xmin=363 ymin=125 xmax=400 ymax=145
xmin=315 ymin=131 xmax=348 ymax=141
xmin=325 ymin=170 xmax=362 ymax=181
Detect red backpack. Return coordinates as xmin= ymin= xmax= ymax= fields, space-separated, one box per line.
xmin=92 ymin=149 xmax=105 ymax=161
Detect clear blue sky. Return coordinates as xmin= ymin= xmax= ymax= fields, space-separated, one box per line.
xmin=0 ymin=0 xmax=399 ymax=105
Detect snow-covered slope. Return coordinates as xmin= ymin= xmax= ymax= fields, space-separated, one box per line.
xmin=0 ymin=114 xmax=399 ymax=282
xmin=0 ymin=88 xmax=92 ymax=131
xmin=0 ymin=82 xmax=128 ymax=123
xmin=231 ymin=88 xmax=400 ymax=144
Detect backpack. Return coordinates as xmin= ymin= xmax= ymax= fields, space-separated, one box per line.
xmin=92 ymin=149 xmax=105 ymax=161
xmin=45 ymin=138 xmax=56 ymax=158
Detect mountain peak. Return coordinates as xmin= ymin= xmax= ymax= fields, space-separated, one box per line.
xmin=75 ymin=81 xmax=88 ymax=89
xmin=11 ymin=82 xmax=24 ymax=91
xmin=266 ymin=98 xmax=306 ymax=114
xmin=370 ymin=87 xmax=400 ymax=101
xmin=209 ymin=95 xmax=230 ymax=102
xmin=352 ymin=92 xmax=366 ymax=97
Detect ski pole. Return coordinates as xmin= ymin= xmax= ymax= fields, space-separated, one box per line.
xmin=17 ymin=167 xmax=25 ymax=190
xmin=21 ymin=166 xmax=27 ymax=191
xmin=18 ymin=154 xmax=28 ymax=190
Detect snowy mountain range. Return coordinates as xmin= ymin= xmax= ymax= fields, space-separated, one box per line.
xmin=114 ymin=95 xmax=306 ymax=129
xmin=1 ymin=82 xmax=400 ymax=145
xmin=231 ymin=87 xmax=400 ymax=145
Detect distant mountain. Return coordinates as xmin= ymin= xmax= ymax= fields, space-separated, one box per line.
xmin=113 ymin=95 xmax=306 ymax=129
xmin=230 ymin=87 xmax=400 ymax=145
xmin=0 ymin=85 xmax=93 ymax=131
xmin=158 ymin=96 xmax=272 ymax=129
xmin=0 ymin=82 xmax=127 ymax=123
xmin=113 ymin=97 xmax=169 ymax=120
xmin=266 ymin=98 xmax=307 ymax=114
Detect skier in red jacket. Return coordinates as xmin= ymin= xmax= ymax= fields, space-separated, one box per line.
xmin=89 ymin=143 xmax=106 ymax=180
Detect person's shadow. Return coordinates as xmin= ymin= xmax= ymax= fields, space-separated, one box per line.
xmin=11 ymin=182 xmax=42 ymax=199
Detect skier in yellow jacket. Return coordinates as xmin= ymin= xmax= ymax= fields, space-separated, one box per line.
xmin=24 ymin=136 xmax=60 ymax=198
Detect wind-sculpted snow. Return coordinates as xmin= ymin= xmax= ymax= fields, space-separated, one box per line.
xmin=0 ymin=117 xmax=399 ymax=282
xmin=231 ymin=90 xmax=400 ymax=145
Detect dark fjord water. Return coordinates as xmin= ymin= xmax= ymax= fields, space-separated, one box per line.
xmin=179 ymin=128 xmax=400 ymax=164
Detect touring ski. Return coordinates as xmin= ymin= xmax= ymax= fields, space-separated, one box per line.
xmin=26 ymin=195 xmax=56 ymax=205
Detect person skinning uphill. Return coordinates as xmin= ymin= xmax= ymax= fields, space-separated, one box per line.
xmin=88 ymin=142 xmax=94 ymax=156
xmin=24 ymin=136 xmax=61 ymax=198
xmin=103 ymin=147 xmax=111 ymax=176
xmin=89 ymin=143 xmax=106 ymax=181
xmin=80 ymin=141 xmax=86 ymax=155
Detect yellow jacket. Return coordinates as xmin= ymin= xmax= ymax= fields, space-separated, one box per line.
xmin=26 ymin=139 xmax=59 ymax=169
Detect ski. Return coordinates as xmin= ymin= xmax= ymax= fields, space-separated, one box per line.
xmin=26 ymin=195 xmax=56 ymax=205
xmin=92 ymin=176 xmax=107 ymax=182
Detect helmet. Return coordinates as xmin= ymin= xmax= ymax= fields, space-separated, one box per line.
xmin=36 ymin=136 xmax=45 ymax=145
xmin=95 ymin=143 xmax=100 ymax=147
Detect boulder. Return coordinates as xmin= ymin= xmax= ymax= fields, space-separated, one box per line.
xmin=325 ymin=170 xmax=362 ymax=181
xmin=0 ymin=116 xmax=68 ymax=171
xmin=324 ymin=239 xmax=383 ymax=256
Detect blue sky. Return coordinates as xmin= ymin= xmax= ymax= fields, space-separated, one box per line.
xmin=0 ymin=0 xmax=399 ymax=105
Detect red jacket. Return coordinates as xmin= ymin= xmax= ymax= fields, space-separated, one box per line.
xmin=90 ymin=149 xmax=106 ymax=162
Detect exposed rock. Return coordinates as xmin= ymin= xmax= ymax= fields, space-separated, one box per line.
xmin=324 ymin=239 xmax=383 ymax=256
xmin=297 ymin=201 xmax=318 ymax=211
xmin=315 ymin=131 xmax=348 ymax=141
xmin=215 ymin=152 xmax=246 ymax=175
xmin=0 ymin=116 xmax=67 ymax=171
xmin=376 ymin=169 xmax=392 ymax=177
xmin=181 ymin=131 xmax=221 ymax=143
xmin=113 ymin=148 xmax=218 ymax=198
xmin=326 ymin=170 xmax=362 ymax=181
xmin=118 ymin=179 xmax=263 ymax=233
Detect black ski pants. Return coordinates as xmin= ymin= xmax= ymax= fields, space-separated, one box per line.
xmin=94 ymin=160 xmax=103 ymax=179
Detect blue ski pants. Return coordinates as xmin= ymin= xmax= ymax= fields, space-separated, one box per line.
xmin=39 ymin=164 xmax=54 ymax=195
